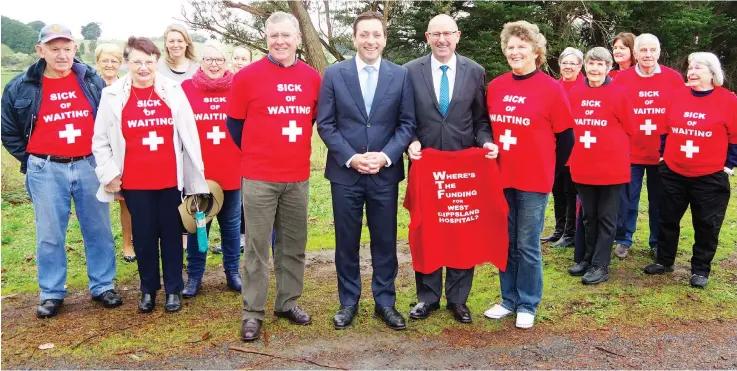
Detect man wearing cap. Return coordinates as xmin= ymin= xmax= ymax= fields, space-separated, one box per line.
xmin=1 ymin=24 xmax=121 ymax=318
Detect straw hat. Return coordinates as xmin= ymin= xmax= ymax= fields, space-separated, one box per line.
xmin=178 ymin=180 xmax=224 ymax=233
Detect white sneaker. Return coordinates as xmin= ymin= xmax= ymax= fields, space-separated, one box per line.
xmin=515 ymin=312 xmax=535 ymax=328
xmin=484 ymin=304 xmax=512 ymax=319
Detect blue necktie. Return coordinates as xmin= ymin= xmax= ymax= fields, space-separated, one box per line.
xmin=363 ymin=65 xmax=376 ymax=115
xmin=439 ymin=65 xmax=450 ymax=115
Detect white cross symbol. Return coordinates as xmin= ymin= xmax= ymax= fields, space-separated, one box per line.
xmin=579 ymin=130 xmax=597 ymax=149
xmin=680 ymin=140 xmax=700 ymax=158
xmin=498 ymin=129 xmax=517 ymax=151
xmin=207 ymin=126 xmax=226 ymax=145
xmin=282 ymin=120 xmax=302 ymax=143
xmin=58 ymin=124 xmax=82 ymax=144
xmin=142 ymin=131 xmax=164 ymax=151
xmin=640 ymin=119 xmax=657 ymax=135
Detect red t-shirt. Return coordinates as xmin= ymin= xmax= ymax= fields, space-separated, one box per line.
xmin=663 ymin=87 xmax=737 ymax=177
xmin=27 ymin=72 xmax=95 ymax=157
xmin=568 ymin=83 xmax=634 ymax=185
xmin=121 ymin=86 xmax=177 ymax=190
xmin=404 ymin=148 xmax=509 ymax=273
xmin=181 ymin=80 xmax=241 ymax=190
xmin=487 ymin=71 xmax=574 ymax=193
xmin=226 ymin=58 xmax=321 ymax=182
xmin=559 ymin=73 xmax=585 ymax=95
xmin=613 ymin=65 xmax=684 ymax=164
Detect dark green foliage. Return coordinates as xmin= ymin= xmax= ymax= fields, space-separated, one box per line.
xmin=1 ymin=16 xmax=38 ymax=54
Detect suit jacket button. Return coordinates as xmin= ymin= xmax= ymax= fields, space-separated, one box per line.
xmin=367 ymin=124 xmax=371 ymax=128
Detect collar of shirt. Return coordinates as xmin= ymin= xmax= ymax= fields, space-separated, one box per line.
xmin=635 ymin=63 xmax=662 ymax=77
xmin=356 ymin=56 xmax=382 ymax=74
xmin=267 ymin=54 xmax=298 ymax=68
xmin=430 ymin=53 xmax=457 ymax=72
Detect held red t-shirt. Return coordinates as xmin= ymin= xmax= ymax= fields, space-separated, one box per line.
xmin=27 ymin=72 xmax=95 ymax=157
xmin=226 ymin=58 xmax=321 ymax=182
xmin=487 ymin=71 xmax=574 ymax=193
xmin=121 ymin=86 xmax=177 ymax=190
xmin=568 ymin=83 xmax=634 ymax=185
xmin=404 ymin=148 xmax=509 ymax=273
xmin=613 ymin=65 xmax=684 ymax=164
xmin=181 ymin=80 xmax=241 ymax=190
xmin=663 ymin=87 xmax=737 ymax=177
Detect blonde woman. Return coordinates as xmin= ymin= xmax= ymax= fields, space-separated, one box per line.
xmin=157 ymin=24 xmax=199 ymax=82
xmin=94 ymin=43 xmax=135 ymax=263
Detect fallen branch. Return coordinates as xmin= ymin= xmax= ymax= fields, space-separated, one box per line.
xmin=595 ymin=346 xmax=625 ymax=357
xmin=72 ymin=323 xmax=143 ymax=349
xmin=229 ymin=345 xmax=347 ymax=370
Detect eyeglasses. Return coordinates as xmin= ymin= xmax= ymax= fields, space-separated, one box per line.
xmin=202 ymin=57 xmax=226 ymax=65
xmin=428 ymin=31 xmax=458 ymax=40
xmin=130 ymin=61 xmax=156 ymax=68
xmin=560 ymin=62 xmax=581 ymax=67
xmin=268 ymin=33 xmax=293 ymax=41
xmin=99 ymin=59 xmax=120 ymax=66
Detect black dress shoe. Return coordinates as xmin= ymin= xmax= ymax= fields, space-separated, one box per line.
xmin=240 ymin=318 xmax=263 ymax=341
xmin=541 ymin=232 xmax=563 ymax=242
xmin=92 ymin=289 xmax=123 ymax=308
xmin=690 ymin=274 xmax=708 ymax=288
xmin=374 ymin=306 xmax=406 ymax=330
xmin=582 ymin=266 xmax=609 ymax=285
xmin=568 ymin=261 xmax=590 ymax=276
xmin=409 ymin=301 xmax=440 ymax=320
xmin=36 ymin=299 xmax=63 ymax=319
xmin=182 ymin=277 xmax=202 ymax=298
xmin=226 ymin=271 xmax=242 ymax=292
xmin=138 ymin=293 xmax=155 ymax=313
xmin=333 ymin=305 xmax=358 ymax=329
xmin=552 ymin=235 xmax=575 ymax=248
xmin=644 ymin=263 xmax=674 ymax=275
xmin=447 ymin=303 xmax=472 ymax=323
xmin=274 ymin=305 xmax=312 ymax=325
xmin=165 ymin=294 xmax=182 ymax=312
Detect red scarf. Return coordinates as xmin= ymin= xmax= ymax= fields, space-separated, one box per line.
xmin=191 ymin=69 xmax=234 ymax=92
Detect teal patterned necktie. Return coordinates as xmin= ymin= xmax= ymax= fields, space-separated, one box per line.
xmin=439 ymin=65 xmax=450 ymax=115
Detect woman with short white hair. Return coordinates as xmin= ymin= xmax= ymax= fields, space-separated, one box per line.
xmin=644 ymin=52 xmax=737 ymax=288
xmin=558 ymin=47 xmax=585 ymax=93
xmin=566 ymin=47 xmax=634 ymax=284
xmin=180 ymin=40 xmax=243 ymax=297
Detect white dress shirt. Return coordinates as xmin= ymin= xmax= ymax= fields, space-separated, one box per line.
xmin=430 ymin=53 xmax=457 ymax=104
xmin=346 ymin=56 xmax=392 ymax=168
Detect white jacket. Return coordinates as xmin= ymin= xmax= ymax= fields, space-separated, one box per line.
xmin=91 ymin=74 xmax=209 ymax=202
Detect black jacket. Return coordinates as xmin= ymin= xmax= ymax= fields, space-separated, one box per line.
xmin=1 ymin=58 xmax=105 ymax=173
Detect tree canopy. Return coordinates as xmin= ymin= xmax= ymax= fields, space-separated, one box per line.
xmin=81 ymin=22 xmax=102 ymax=41
xmin=182 ymin=0 xmax=737 ymax=87
xmin=1 ymin=16 xmax=38 ymax=54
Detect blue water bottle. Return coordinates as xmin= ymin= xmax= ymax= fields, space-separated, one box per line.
xmin=195 ymin=210 xmax=208 ymax=253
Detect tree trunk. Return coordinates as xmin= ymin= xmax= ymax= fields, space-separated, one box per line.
xmin=288 ymin=0 xmax=328 ymax=74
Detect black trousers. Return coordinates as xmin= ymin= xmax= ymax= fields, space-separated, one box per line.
xmin=415 ymin=267 xmax=473 ymax=305
xmin=657 ymin=164 xmax=730 ymax=277
xmin=123 ymin=187 xmax=184 ymax=294
xmin=552 ymin=167 xmax=577 ymax=237
xmin=576 ymin=183 xmax=623 ymax=267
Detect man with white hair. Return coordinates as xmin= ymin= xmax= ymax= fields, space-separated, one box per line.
xmin=226 ymin=11 xmax=321 ymax=342
xmin=611 ymin=33 xmax=683 ymax=259
xmin=1 ymin=24 xmax=121 ymax=318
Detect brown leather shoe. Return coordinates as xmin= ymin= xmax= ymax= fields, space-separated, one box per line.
xmin=614 ymin=244 xmax=630 ymax=259
xmin=240 ymin=318 xmax=262 ymax=342
xmin=274 ymin=305 xmax=312 ymax=325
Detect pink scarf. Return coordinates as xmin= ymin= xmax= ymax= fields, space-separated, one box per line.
xmin=191 ymin=69 xmax=234 ymax=92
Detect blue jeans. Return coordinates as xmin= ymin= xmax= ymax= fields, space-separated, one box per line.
xmin=25 ymin=155 xmax=116 ymax=302
xmin=186 ymin=190 xmax=242 ymax=278
xmin=615 ymin=164 xmax=662 ymax=248
xmin=499 ymin=189 xmax=548 ymax=315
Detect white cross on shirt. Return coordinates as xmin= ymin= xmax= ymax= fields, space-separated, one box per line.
xmin=579 ymin=131 xmax=597 ymax=148
xmin=142 ymin=131 xmax=164 ymax=151
xmin=59 ymin=124 xmax=82 ymax=144
xmin=282 ymin=120 xmax=302 ymax=142
xmin=680 ymin=140 xmax=700 ymax=158
xmin=499 ymin=129 xmax=518 ymax=151
xmin=207 ymin=126 xmax=226 ymax=145
xmin=640 ymin=119 xmax=657 ymax=135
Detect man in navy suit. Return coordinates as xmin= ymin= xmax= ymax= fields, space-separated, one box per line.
xmin=317 ymin=11 xmax=416 ymax=330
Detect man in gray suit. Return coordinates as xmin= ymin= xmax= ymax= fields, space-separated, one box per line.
xmin=404 ymin=14 xmax=498 ymax=324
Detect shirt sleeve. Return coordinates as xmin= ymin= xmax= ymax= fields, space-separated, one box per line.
xmin=226 ymin=71 xmax=249 ymax=120
xmin=550 ymin=84 xmax=575 ymax=133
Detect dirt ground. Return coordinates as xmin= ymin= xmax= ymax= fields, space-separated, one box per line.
xmin=3 ymin=248 xmax=737 ymax=370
